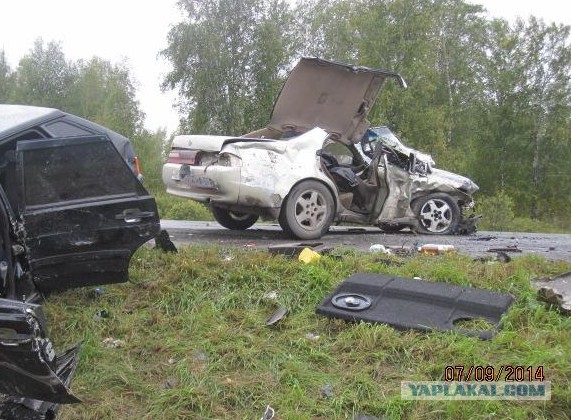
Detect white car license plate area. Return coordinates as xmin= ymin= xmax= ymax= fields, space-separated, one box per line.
xmin=186 ymin=173 xmax=217 ymax=190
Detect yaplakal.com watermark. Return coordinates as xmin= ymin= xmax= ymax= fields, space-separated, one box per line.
xmin=401 ymin=381 xmax=551 ymax=400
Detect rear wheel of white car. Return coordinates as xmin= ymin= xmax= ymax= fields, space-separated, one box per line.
xmin=279 ymin=181 xmax=335 ymax=240
xmin=211 ymin=207 xmax=259 ymax=230
xmin=412 ymin=193 xmax=460 ymax=235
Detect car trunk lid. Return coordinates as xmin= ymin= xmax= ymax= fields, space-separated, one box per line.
xmin=268 ymin=57 xmax=407 ymax=145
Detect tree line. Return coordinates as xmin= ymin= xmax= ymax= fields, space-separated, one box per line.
xmin=2 ymin=0 xmax=570 ymax=227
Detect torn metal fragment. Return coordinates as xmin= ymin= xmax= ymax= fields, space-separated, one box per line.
xmin=487 ymin=246 xmax=522 ymax=253
xmin=532 ymin=272 xmax=571 ymax=314
xmin=0 ymin=299 xmax=81 ymax=404
xmin=321 ymin=384 xmax=334 ymax=398
xmin=265 ymin=307 xmax=288 ymax=326
xmin=154 ymin=229 xmax=178 ymax=253
xmin=261 ymin=405 xmax=275 ymax=420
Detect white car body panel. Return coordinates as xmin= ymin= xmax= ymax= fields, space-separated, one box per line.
xmin=163 ymin=128 xmax=333 ymax=215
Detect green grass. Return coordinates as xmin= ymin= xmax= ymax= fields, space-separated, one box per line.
xmin=46 ymin=247 xmax=571 ymax=419
xmin=154 ymin=192 xmax=213 ymax=221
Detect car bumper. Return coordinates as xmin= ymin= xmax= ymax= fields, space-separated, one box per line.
xmin=162 ymin=163 xmax=241 ymax=204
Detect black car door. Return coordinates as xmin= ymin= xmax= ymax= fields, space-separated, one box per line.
xmin=15 ymin=135 xmax=160 ymax=293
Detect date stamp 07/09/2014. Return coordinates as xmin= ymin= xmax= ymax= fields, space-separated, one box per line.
xmin=443 ymin=365 xmax=545 ymax=382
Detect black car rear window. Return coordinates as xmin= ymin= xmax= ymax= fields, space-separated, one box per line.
xmin=43 ymin=120 xmax=94 ymax=138
xmin=22 ymin=140 xmax=140 ymax=207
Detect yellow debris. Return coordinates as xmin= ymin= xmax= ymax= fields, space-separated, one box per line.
xmin=298 ymin=247 xmax=321 ymax=264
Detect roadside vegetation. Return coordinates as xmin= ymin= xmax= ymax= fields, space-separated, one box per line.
xmin=154 ymin=192 xmax=213 ymax=221
xmin=48 ymin=246 xmax=570 ymax=419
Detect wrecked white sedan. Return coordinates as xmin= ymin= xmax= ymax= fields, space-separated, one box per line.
xmin=163 ymin=57 xmax=479 ymax=239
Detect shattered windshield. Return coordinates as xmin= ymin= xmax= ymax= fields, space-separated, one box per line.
xmin=366 ymin=126 xmax=406 ymax=150
xmin=363 ymin=126 xmax=435 ymax=166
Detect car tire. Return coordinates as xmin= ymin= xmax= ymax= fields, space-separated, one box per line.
xmin=279 ymin=180 xmax=335 ymax=240
xmin=211 ymin=207 xmax=259 ymax=230
xmin=412 ymin=193 xmax=460 ymax=235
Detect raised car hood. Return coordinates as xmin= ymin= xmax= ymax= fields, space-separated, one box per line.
xmin=269 ymin=57 xmax=407 ymax=145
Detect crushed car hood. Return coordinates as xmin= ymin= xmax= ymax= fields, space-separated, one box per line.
xmin=429 ymin=167 xmax=479 ymax=194
xmin=269 ymin=57 xmax=407 ymax=145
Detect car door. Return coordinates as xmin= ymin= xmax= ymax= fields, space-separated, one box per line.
xmin=15 ymin=135 xmax=160 ymax=293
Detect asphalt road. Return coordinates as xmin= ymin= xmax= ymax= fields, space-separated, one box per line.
xmin=160 ymin=220 xmax=571 ymax=262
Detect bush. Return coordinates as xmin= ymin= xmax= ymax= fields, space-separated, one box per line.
xmin=477 ymin=191 xmax=515 ymax=231
xmin=154 ymin=193 xmax=212 ymax=220
xmin=509 ymin=217 xmax=565 ymax=233
xmin=477 ymin=191 xmax=568 ymax=233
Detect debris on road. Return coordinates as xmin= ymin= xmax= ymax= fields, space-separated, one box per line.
xmin=487 ymin=245 xmax=522 ymax=253
xmin=470 ymin=235 xmax=498 ymax=241
xmin=418 ymin=244 xmax=456 ymax=255
xmin=321 ymin=384 xmax=334 ymax=398
xmin=298 ymin=247 xmax=322 ymax=264
xmin=154 ymin=229 xmax=178 ymax=253
xmin=268 ymin=242 xmax=332 ymax=257
xmin=265 ymin=307 xmax=288 ymax=326
xmin=369 ymin=244 xmax=391 ymax=254
xmin=386 ymin=245 xmax=417 ymax=257
xmin=260 ymin=405 xmax=275 ymax=420
xmin=532 ymin=272 xmax=571 ymax=314
xmin=474 ymin=251 xmax=512 ymax=264
xmin=102 ymin=337 xmax=125 ymax=349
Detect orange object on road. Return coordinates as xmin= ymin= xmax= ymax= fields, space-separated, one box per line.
xmin=418 ymin=244 xmax=456 ymax=255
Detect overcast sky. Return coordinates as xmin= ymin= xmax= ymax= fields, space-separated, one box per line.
xmin=1 ymin=0 xmax=570 ymax=136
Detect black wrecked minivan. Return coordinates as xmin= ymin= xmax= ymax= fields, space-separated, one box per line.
xmin=0 ymin=105 xmax=161 ymax=415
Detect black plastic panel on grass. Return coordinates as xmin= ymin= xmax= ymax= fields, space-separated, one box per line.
xmin=316 ymin=273 xmax=514 ymax=339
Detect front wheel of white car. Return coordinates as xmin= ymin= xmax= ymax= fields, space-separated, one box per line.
xmin=412 ymin=193 xmax=460 ymax=235
xmin=279 ymin=181 xmax=335 ymax=240
xmin=211 ymin=207 xmax=259 ymax=230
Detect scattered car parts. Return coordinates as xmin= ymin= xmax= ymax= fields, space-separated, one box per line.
xmin=487 ymin=246 xmax=522 ymax=253
xmin=268 ymin=242 xmax=331 ymax=257
xmin=532 ymin=272 xmax=571 ymax=314
xmin=265 ymin=307 xmax=288 ymax=326
xmin=316 ymin=273 xmax=514 ymax=339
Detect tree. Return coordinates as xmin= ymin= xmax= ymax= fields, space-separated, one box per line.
xmin=295 ymin=0 xmax=488 ymax=171
xmin=7 ymin=42 xmax=166 ymax=195
xmin=474 ymin=18 xmax=571 ymax=220
xmin=10 ymin=39 xmax=75 ymax=109
xmin=0 ymin=50 xmax=12 ymax=102
xmin=67 ymin=57 xmax=145 ymax=140
xmin=161 ymin=0 xmax=295 ymax=135
xmin=66 ymin=57 xmax=168 ymax=194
